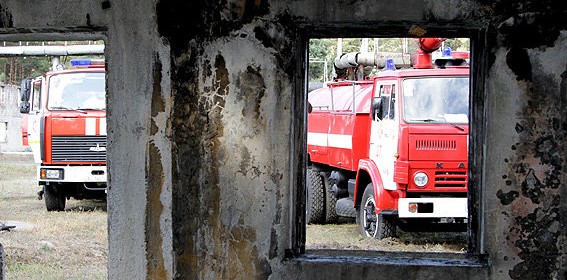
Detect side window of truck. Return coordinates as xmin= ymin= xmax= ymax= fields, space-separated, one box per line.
xmin=389 ymin=84 xmax=395 ymax=119
xmin=32 ymin=81 xmax=41 ymax=112
xmin=381 ymin=85 xmax=391 ymax=120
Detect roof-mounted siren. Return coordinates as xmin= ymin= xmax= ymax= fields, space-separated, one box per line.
xmin=413 ymin=37 xmax=445 ymax=69
xmin=384 ymin=58 xmax=396 ymax=71
xmin=434 ymin=46 xmax=469 ymax=68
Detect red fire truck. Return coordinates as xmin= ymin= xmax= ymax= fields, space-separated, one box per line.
xmin=19 ymin=58 xmax=106 ymax=211
xmin=306 ymin=38 xmax=470 ymax=238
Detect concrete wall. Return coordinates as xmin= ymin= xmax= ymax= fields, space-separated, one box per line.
xmin=0 ymin=0 xmax=565 ymax=279
xmin=0 ymin=83 xmax=29 ymax=152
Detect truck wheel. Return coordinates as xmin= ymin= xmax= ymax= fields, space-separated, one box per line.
xmin=44 ymin=185 xmax=66 ymax=211
xmin=357 ymin=183 xmax=396 ymax=239
xmin=322 ymin=174 xmax=338 ymax=223
xmin=306 ymin=169 xmax=325 ymax=224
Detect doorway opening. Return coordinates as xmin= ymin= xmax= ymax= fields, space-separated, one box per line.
xmin=0 ymin=39 xmax=108 ymax=279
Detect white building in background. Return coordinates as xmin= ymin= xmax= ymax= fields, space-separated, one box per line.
xmin=0 ymin=83 xmax=29 ymax=153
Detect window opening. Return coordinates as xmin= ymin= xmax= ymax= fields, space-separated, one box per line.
xmin=0 ymin=40 xmax=108 ymax=279
xmin=305 ymin=37 xmax=471 ymax=253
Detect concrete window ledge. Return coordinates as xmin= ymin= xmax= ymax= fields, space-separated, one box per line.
xmin=282 ymin=250 xmax=489 ymax=279
xmin=1 ymin=243 xmax=4 ymax=279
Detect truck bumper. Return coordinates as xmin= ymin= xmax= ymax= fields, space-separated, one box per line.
xmin=397 ymin=197 xmax=467 ymax=218
xmin=37 ymin=165 xmax=107 ymax=183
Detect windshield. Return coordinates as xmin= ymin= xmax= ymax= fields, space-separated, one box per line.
xmin=47 ymin=72 xmax=105 ymax=110
xmin=402 ymin=76 xmax=469 ymax=123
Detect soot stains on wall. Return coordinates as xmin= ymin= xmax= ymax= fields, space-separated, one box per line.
xmin=162 ymin=19 xmax=293 ymax=274
xmin=0 ymin=5 xmax=13 ymax=28
xmin=489 ymin=0 xmax=567 ymax=48
xmin=167 ymin=48 xmax=228 ymax=278
xmin=156 ymin=0 xmax=270 ymax=56
xmin=498 ymin=34 xmax=566 ymax=279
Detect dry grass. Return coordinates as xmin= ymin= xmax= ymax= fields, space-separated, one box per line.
xmin=0 ymin=153 xmax=107 ymax=280
xmin=306 ymin=222 xmax=467 ymax=252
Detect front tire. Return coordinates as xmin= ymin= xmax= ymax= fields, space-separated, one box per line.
xmin=357 ymin=183 xmax=396 ymax=239
xmin=44 ymin=185 xmax=66 ymax=211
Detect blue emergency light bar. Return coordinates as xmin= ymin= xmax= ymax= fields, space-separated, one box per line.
xmin=384 ymin=58 xmax=396 ymax=71
xmin=442 ymin=46 xmax=452 ymax=57
xmin=70 ymin=59 xmax=92 ymax=66
xmin=69 ymin=59 xmax=104 ymax=67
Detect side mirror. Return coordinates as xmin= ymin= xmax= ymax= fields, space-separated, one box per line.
xmin=371 ymin=97 xmax=382 ymax=121
xmin=19 ymin=101 xmax=30 ymax=114
xmin=19 ymin=78 xmax=32 ymax=114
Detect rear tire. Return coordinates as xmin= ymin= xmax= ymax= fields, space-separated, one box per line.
xmin=306 ymin=168 xmax=325 ymax=224
xmin=357 ymin=183 xmax=396 ymax=239
xmin=44 ymin=185 xmax=66 ymax=211
xmin=323 ymin=174 xmax=339 ymax=223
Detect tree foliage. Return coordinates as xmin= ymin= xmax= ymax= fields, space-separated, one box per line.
xmin=0 ymin=57 xmax=52 ymax=84
xmin=0 ymin=41 xmax=104 ymax=85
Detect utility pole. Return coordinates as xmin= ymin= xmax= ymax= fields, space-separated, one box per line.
xmin=374 ymin=38 xmax=379 ymax=53
xmin=337 ymin=38 xmax=343 ymax=56
xmin=360 ymin=38 xmax=369 ymax=52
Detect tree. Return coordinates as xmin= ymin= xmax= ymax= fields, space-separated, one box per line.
xmin=309 ymin=39 xmax=335 ymax=82
xmin=444 ymin=38 xmax=470 ymax=51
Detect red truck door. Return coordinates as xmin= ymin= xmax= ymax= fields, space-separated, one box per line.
xmin=368 ymin=82 xmax=398 ymax=191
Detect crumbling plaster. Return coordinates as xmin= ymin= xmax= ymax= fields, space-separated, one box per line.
xmin=0 ymin=0 xmax=564 ymax=279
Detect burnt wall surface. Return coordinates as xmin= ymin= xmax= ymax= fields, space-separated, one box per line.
xmin=0 ymin=0 xmax=565 ymax=279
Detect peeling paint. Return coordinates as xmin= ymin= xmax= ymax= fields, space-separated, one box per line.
xmin=145 ymin=56 xmax=168 ymax=279
xmin=236 ymin=65 xmax=265 ymax=120
xmin=151 ymin=56 xmax=166 ymax=136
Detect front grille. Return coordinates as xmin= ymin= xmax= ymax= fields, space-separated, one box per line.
xmin=435 ymin=171 xmax=467 ymax=188
xmin=51 ymin=136 xmax=106 ymax=162
xmin=415 ymin=139 xmax=457 ymax=150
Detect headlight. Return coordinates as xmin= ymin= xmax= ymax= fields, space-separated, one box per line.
xmin=414 ymin=172 xmax=428 ymax=187
xmin=41 ymin=169 xmax=63 ymax=179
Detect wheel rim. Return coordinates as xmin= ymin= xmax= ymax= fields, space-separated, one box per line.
xmin=362 ymin=196 xmax=378 ymax=237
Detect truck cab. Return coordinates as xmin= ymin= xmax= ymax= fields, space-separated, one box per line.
xmin=20 ymin=59 xmax=107 ymax=211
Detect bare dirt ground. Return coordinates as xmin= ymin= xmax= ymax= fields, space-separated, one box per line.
xmin=0 ymin=153 xmax=107 ymax=280
xmin=0 ymin=153 xmax=466 ymax=279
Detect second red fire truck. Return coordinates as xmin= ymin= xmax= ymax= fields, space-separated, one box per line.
xmin=19 ymin=58 xmax=106 ymax=211
xmin=306 ymin=38 xmax=470 ymax=238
